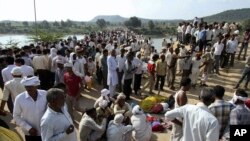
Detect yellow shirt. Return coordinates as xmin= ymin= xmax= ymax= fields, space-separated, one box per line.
xmin=156 ymin=59 xmax=167 ymax=76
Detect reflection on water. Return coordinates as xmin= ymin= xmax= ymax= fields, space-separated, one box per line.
xmin=0 ymin=35 xmax=174 ymax=52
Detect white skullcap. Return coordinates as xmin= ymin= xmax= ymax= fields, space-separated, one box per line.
xmin=234 ymin=30 xmax=239 ymax=35
xmin=114 ymin=114 xmax=124 ymax=124
xmin=11 ymin=67 xmax=22 ymax=76
xmin=101 ymin=89 xmax=110 ymax=97
xmin=56 ymin=59 xmax=64 ymax=64
xmin=21 ymin=76 xmax=40 ymax=86
xmin=117 ymin=93 xmax=126 ymax=100
xmin=99 ymin=100 xmax=108 ymax=109
xmin=232 ymin=92 xmax=248 ymax=103
xmin=64 ymin=63 xmax=73 ymax=68
xmin=132 ymin=105 xmax=143 ymax=115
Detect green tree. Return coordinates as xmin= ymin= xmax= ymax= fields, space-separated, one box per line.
xmin=96 ymin=19 xmax=107 ymax=29
xmin=124 ymin=16 xmax=141 ymax=27
xmin=22 ymin=21 xmax=29 ymax=27
xmin=40 ymin=20 xmax=50 ymax=28
xmin=242 ymin=19 xmax=250 ymax=31
xmin=148 ymin=20 xmax=155 ymax=30
xmin=29 ymin=29 xmax=64 ymax=43
xmin=53 ymin=21 xmax=60 ymax=27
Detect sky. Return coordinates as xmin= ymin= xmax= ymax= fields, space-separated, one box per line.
xmin=0 ymin=0 xmax=249 ymax=21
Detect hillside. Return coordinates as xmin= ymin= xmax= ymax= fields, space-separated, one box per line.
xmin=203 ymin=8 xmax=250 ymax=22
xmin=90 ymin=8 xmax=250 ymax=23
xmin=90 ymin=15 xmax=128 ymax=23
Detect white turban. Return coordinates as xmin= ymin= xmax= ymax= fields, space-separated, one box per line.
xmin=132 ymin=105 xmax=143 ymax=115
xmin=21 ymin=76 xmax=40 ymax=86
xmin=232 ymin=92 xmax=248 ymax=103
xmin=114 ymin=114 xmax=124 ymax=124
xmin=101 ymin=89 xmax=110 ymax=102
xmin=99 ymin=100 xmax=108 ymax=109
xmin=11 ymin=67 xmax=22 ymax=76
xmin=101 ymin=89 xmax=110 ymax=97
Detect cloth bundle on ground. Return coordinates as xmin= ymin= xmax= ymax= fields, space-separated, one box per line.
xmin=139 ymin=95 xmax=169 ymax=113
xmin=0 ymin=127 xmax=22 ymax=141
xmin=145 ymin=115 xmax=165 ymax=132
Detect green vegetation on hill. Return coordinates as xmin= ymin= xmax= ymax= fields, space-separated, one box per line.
xmin=203 ymin=8 xmax=250 ymax=22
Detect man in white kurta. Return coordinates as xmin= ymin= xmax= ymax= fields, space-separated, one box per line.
xmin=0 ymin=67 xmax=26 ymax=113
xmin=13 ymin=76 xmax=47 ymax=141
xmin=165 ymin=104 xmax=219 ymax=141
xmin=131 ymin=105 xmax=152 ymax=141
xmin=107 ymin=114 xmax=133 ymax=141
xmin=41 ymin=88 xmax=77 ymax=141
xmin=107 ymin=49 xmax=118 ymax=96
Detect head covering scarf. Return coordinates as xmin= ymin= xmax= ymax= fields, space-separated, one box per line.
xmin=132 ymin=105 xmax=144 ymax=115
xmin=99 ymin=100 xmax=108 ymax=109
xmin=101 ymin=89 xmax=110 ymax=102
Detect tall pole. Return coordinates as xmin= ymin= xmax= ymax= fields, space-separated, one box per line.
xmin=34 ymin=0 xmax=38 ymax=42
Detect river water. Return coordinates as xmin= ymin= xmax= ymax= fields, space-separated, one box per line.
xmin=0 ymin=34 xmax=173 ymax=52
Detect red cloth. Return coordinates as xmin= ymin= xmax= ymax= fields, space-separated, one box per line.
xmin=151 ymin=103 xmax=163 ymax=114
xmin=147 ymin=62 xmax=155 ymax=74
xmin=245 ymin=98 xmax=250 ymax=110
xmin=64 ymin=72 xmax=82 ymax=97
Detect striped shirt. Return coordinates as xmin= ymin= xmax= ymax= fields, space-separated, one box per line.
xmin=230 ymin=104 xmax=250 ymax=125
xmin=209 ymin=100 xmax=235 ymax=137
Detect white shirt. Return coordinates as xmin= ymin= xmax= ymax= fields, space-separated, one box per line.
xmin=107 ymin=121 xmax=133 ymax=141
xmin=166 ymin=52 xmax=173 ymax=66
xmin=32 ymin=55 xmax=49 ymax=70
xmin=213 ymin=42 xmax=224 ymax=55
xmin=133 ymin=57 xmax=143 ymax=74
xmin=191 ymin=58 xmax=202 ymax=69
xmin=116 ymin=55 xmax=126 ymax=72
xmin=185 ymin=25 xmax=191 ymax=34
xmin=105 ymin=44 xmax=114 ymax=52
xmin=206 ymin=29 xmax=213 ymax=41
xmin=13 ymin=90 xmax=47 ymax=135
xmin=1 ymin=64 xmax=16 ymax=83
xmin=20 ymin=65 xmax=34 ymax=77
xmin=177 ymin=26 xmax=182 ymax=33
xmin=131 ymin=114 xmax=152 ymax=141
xmin=226 ymin=39 xmax=238 ymax=53
xmin=107 ymin=56 xmax=118 ymax=86
xmin=41 ymin=107 xmax=77 ymax=141
xmin=2 ymin=78 xmax=26 ymax=102
xmin=165 ymin=104 xmax=219 ymax=141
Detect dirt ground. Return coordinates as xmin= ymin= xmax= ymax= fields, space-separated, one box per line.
xmin=0 ymin=43 xmax=249 ymax=141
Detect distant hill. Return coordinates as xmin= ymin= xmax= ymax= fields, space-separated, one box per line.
xmin=90 ymin=8 xmax=250 ymax=24
xmin=203 ymin=8 xmax=250 ymax=22
xmin=90 ymin=15 xmax=128 ymax=23
xmin=90 ymin=15 xmax=183 ymax=24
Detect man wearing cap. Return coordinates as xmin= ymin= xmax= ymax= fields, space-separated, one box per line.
xmin=64 ymin=63 xmax=83 ymax=120
xmin=0 ymin=67 xmax=25 ymax=114
xmin=13 ymin=76 xmax=47 ymax=141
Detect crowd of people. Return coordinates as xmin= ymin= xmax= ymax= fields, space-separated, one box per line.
xmin=0 ymin=17 xmax=250 ymax=141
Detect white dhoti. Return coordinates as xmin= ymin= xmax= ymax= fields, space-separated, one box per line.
xmin=190 ymin=68 xmax=200 ymax=84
